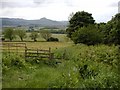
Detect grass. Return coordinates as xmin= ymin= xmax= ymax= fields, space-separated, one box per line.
xmin=25 ymin=42 xmax=73 ymax=49
xmin=2 ymin=34 xmax=120 ymax=88
xmin=2 ymin=41 xmax=73 ymax=51
xmin=2 ymin=64 xmax=61 ymax=88
xmin=3 ymin=34 xmax=73 ymax=50
xmin=2 ymin=44 xmax=120 ymax=88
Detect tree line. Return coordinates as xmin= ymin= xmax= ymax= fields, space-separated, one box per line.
xmin=2 ymin=28 xmax=58 ymax=42
xmin=66 ymin=11 xmax=120 ymax=45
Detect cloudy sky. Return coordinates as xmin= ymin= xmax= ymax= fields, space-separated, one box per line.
xmin=0 ymin=0 xmax=119 ymax=22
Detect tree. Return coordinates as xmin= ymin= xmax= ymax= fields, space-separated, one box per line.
xmin=40 ymin=30 xmax=52 ymax=41
xmin=29 ymin=32 xmax=39 ymax=41
xmin=72 ymin=25 xmax=103 ymax=45
xmin=4 ymin=27 xmax=15 ymax=41
xmin=16 ymin=29 xmax=26 ymax=41
xmin=66 ymin=11 xmax=95 ymax=38
xmin=27 ymin=26 xmax=34 ymax=32
xmin=102 ymin=13 xmax=120 ymax=45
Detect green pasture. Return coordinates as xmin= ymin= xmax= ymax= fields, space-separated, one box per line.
xmin=12 ymin=33 xmax=71 ymax=42
xmin=3 ymin=34 xmax=73 ymax=51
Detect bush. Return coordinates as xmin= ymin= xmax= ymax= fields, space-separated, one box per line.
xmin=1 ymin=37 xmax=5 ymax=41
xmin=47 ymin=37 xmax=59 ymax=42
xmin=72 ymin=25 xmax=103 ymax=45
xmin=2 ymin=53 xmax=25 ymax=69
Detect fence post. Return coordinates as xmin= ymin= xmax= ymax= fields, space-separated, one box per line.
xmin=25 ymin=46 xmax=27 ymax=60
xmin=51 ymin=53 xmax=54 ymax=60
xmin=8 ymin=43 xmax=10 ymax=57
xmin=16 ymin=43 xmax=18 ymax=55
xmin=37 ymin=48 xmax=38 ymax=58
xmin=49 ymin=47 xmax=51 ymax=60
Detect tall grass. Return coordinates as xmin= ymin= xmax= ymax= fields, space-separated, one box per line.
xmin=52 ymin=44 xmax=120 ymax=88
xmin=2 ymin=44 xmax=120 ymax=88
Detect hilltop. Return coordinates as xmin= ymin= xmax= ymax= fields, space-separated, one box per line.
xmin=1 ymin=17 xmax=68 ymax=29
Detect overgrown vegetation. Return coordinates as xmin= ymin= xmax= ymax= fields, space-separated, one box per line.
xmin=2 ymin=44 xmax=120 ymax=88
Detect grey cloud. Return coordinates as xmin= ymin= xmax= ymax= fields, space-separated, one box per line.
xmin=1 ymin=1 xmax=35 ymax=8
xmin=33 ymin=0 xmax=53 ymax=5
xmin=33 ymin=0 xmax=46 ymax=4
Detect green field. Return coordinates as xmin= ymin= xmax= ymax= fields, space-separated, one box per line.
xmin=2 ymin=34 xmax=120 ymax=88
xmin=10 ymin=33 xmax=71 ymax=42
xmin=4 ymin=33 xmax=72 ymax=49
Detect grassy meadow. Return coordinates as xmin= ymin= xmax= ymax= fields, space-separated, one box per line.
xmin=2 ymin=34 xmax=120 ymax=88
xmin=12 ymin=33 xmax=70 ymax=42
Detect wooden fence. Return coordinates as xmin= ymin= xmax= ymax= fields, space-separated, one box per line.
xmin=25 ymin=47 xmax=54 ymax=60
xmin=2 ymin=43 xmax=26 ymax=56
xmin=2 ymin=42 xmax=54 ymax=60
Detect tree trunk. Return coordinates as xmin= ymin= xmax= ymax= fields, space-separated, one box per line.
xmin=20 ymin=37 xmax=23 ymax=41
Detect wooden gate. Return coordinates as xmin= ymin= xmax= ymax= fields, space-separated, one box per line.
xmin=2 ymin=42 xmax=26 ymax=54
xmin=25 ymin=47 xmax=54 ymax=60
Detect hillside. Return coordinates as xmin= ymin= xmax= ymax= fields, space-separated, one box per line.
xmin=1 ymin=17 xmax=68 ymax=29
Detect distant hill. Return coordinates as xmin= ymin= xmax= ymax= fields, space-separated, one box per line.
xmin=1 ymin=17 xmax=68 ymax=29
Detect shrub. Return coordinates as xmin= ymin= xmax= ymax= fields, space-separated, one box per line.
xmin=1 ymin=37 xmax=5 ymax=41
xmin=47 ymin=37 xmax=59 ymax=42
xmin=72 ymin=25 xmax=103 ymax=45
xmin=2 ymin=53 xmax=25 ymax=69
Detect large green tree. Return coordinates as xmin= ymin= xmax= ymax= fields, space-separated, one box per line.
xmin=102 ymin=13 xmax=120 ymax=45
xmin=4 ymin=27 xmax=15 ymax=41
xmin=66 ymin=11 xmax=95 ymax=38
xmin=40 ymin=30 xmax=52 ymax=41
xmin=30 ymin=32 xmax=39 ymax=41
xmin=72 ymin=25 xmax=103 ymax=45
xmin=16 ymin=29 xmax=26 ymax=41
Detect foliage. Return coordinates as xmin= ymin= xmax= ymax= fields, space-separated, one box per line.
xmin=49 ymin=29 xmax=66 ymax=34
xmin=71 ymin=25 xmax=103 ymax=45
xmin=28 ymin=26 xmax=34 ymax=32
xmin=67 ymin=12 xmax=120 ymax=45
xmin=52 ymin=44 xmax=120 ymax=88
xmin=4 ymin=27 xmax=15 ymax=41
xmin=66 ymin=11 xmax=95 ymax=38
xmin=2 ymin=53 xmax=25 ymax=74
xmin=29 ymin=32 xmax=39 ymax=41
xmin=47 ymin=37 xmax=59 ymax=42
xmin=100 ymin=13 xmax=120 ymax=45
xmin=2 ymin=44 xmax=120 ymax=88
xmin=16 ymin=29 xmax=26 ymax=41
xmin=40 ymin=30 xmax=52 ymax=41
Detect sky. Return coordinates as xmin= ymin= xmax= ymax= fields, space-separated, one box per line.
xmin=0 ymin=0 xmax=120 ymax=23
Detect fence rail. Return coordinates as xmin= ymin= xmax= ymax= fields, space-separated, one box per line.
xmin=2 ymin=42 xmax=54 ymax=60
xmin=25 ymin=48 xmax=54 ymax=60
